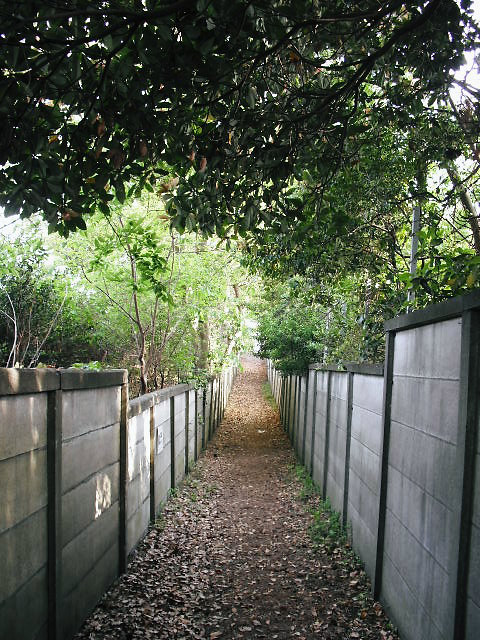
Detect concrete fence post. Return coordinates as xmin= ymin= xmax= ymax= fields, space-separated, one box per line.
xmin=373 ymin=330 xmax=395 ymax=599
xmin=47 ymin=388 xmax=63 ymax=640
xmin=119 ymin=379 xmax=129 ymax=574
xmin=342 ymin=371 xmax=354 ymax=527
xmin=310 ymin=370 xmax=318 ymax=474
xmin=301 ymin=372 xmax=310 ymax=465
xmin=322 ymin=371 xmax=332 ymax=500
xmin=451 ymin=310 xmax=480 ymax=640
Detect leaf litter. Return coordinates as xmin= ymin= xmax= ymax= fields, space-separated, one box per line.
xmin=75 ymin=357 xmax=398 ymax=640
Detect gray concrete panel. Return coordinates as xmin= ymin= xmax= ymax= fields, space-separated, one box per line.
xmin=127 ymin=414 xmax=149 ymax=486
xmin=126 ymin=496 xmax=149 ymax=553
xmin=329 ymin=395 xmax=347 ymax=431
xmin=352 ymin=373 xmax=384 ymax=415
xmin=155 ymin=416 xmax=171 ymax=448
xmin=466 ymin=521 xmax=480 ymax=614
xmin=303 ymin=371 xmax=315 ymax=470
xmin=350 ymin=404 xmax=382 ymax=459
xmin=175 ymin=450 xmax=185 ymax=486
xmin=174 ymin=394 xmax=186 ymax=417
xmin=154 ymin=399 xmax=169 ymax=424
xmin=347 ymin=497 xmax=377 ymax=578
xmin=1 ymin=447 xmax=47 ymax=534
xmin=174 ymin=410 xmax=186 ymax=438
xmin=311 ymin=451 xmax=324 ymax=488
xmin=0 ymin=566 xmax=47 ymax=640
xmin=62 ymin=543 xmax=118 ymax=640
xmin=154 ymin=444 xmax=170 ymax=483
xmin=129 ymin=409 xmax=149 ymax=447
xmin=388 ymin=420 xmax=457 ymax=509
xmin=382 ymin=506 xmax=450 ymax=639
xmin=0 ymin=393 xmax=47 ymax=461
xmin=326 ymin=471 xmax=344 ymax=514
xmin=127 ymin=461 xmax=150 ymax=520
xmin=349 ymin=436 xmax=380 ymax=495
xmin=154 ymin=467 xmax=171 ymax=512
xmin=391 ymin=376 xmax=459 ymax=444
xmin=466 ymin=597 xmax=480 ymax=640
xmin=386 ymin=465 xmax=452 ymax=571
xmin=393 ymin=317 xmax=462 ymax=379
xmin=62 ymin=500 xmax=118 ymax=597
xmin=0 ymin=507 xmax=47 ymax=602
xmin=381 ymin=552 xmax=446 ymax=640
xmin=62 ymin=387 xmax=121 ymax=439
xmin=62 ymin=462 xmax=119 ymax=545
xmin=330 ymin=371 xmax=348 ymax=402
xmin=62 ymin=423 xmax=120 ymax=493
xmin=347 ymin=463 xmax=379 ymax=530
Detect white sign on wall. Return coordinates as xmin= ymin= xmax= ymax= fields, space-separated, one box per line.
xmin=156 ymin=427 xmax=164 ymax=454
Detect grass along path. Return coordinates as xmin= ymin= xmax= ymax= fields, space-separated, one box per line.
xmin=75 ymin=356 xmax=398 ymax=639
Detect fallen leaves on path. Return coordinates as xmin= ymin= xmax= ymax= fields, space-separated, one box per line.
xmin=75 ymin=357 xmax=398 ymax=639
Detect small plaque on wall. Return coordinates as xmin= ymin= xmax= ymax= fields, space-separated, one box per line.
xmin=156 ymin=427 xmax=164 ymax=454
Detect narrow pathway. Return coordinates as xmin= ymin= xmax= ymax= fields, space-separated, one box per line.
xmin=76 ymin=358 xmax=396 ymax=639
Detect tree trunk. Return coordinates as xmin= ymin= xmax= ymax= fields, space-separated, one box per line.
xmin=446 ymin=163 xmax=480 ymax=255
xmin=196 ymin=318 xmax=210 ymax=372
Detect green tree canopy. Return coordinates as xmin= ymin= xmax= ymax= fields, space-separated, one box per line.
xmin=0 ymin=0 xmax=476 ymax=237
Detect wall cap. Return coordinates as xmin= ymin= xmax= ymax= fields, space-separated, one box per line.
xmin=385 ymin=290 xmax=480 ymax=332
xmin=0 ymin=367 xmax=60 ymax=395
xmin=308 ymin=362 xmax=384 ymax=376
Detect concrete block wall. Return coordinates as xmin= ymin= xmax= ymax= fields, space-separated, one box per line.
xmin=153 ymin=397 xmax=172 ymax=513
xmin=381 ymin=318 xmax=462 ymax=640
xmin=303 ymin=369 xmax=315 ymax=472
xmin=0 ymin=373 xmax=52 ymax=640
xmin=268 ymin=289 xmax=480 ymax=640
xmin=173 ymin=390 xmax=187 ymax=487
xmin=61 ymin=383 xmax=122 ymax=640
xmin=348 ymin=373 xmax=383 ymax=578
xmin=0 ymin=366 xmax=236 ymax=640
xmin=187 ymin=389 xmax=196 ymax=469
xmin=325 ymin=372 xmax=348 ymax=515
xmin=126 ymin=401 xmax=150 ymax=555
xmin=295 ymin=375 xmax=307 ymax=462
xmin=312 ymin=370 xmax=329 ymax=492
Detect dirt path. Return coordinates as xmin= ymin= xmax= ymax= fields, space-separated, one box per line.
xmin=76 ymin=357 xmax=397 ymax=640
